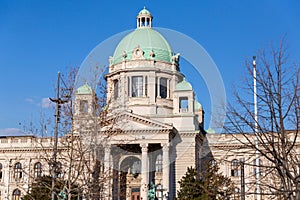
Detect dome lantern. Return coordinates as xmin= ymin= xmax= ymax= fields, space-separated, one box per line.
xmin=137 ymin=7 xmax=153 ymax=28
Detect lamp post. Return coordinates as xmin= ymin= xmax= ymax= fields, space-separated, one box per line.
xmin=240 ymin=158 xmax=245 ymax=200
xmin=49 ymin=72 xmax=69 ymax=200
xmin=223 ymin=186 xmax=228 ymax=200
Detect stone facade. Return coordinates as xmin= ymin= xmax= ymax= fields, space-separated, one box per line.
xmin=0 ymin=7 xmax=297 ymax=200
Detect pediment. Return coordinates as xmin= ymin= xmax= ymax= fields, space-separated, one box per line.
xmin=102 ymin=111 xmax=173 ymax=131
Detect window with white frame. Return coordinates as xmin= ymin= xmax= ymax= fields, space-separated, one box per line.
xmin=179 ymin=97 xmax=188 ymax=113
xmin=132 ymin=76 xmax=143 ymax=97
xmin=231 ymin=159 xmax=239 ymax=177
xmin=34 ymin=162 xmax=42 ymax=178
xmin=155 ymin=154 xmax=163 ymax=172
xmin=113 ymin=79 xmax=119 ymax=100
xmin=13 ymin=163 xmax=22 ymax=181
xmin=160 ymin=78 xmax=168 ymax=98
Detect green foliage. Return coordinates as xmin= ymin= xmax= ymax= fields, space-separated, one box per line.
xmin=177 ymin=167 xmax=203 ymax=200
xmin=177 ymin=163 xmax=233 ymax=200
xmin=22 ymin=176 xmax=81 ymax=200
xmin=22 ymin=175 xmax=54 ymax=200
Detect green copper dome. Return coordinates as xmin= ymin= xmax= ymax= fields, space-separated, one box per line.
xmin=194 ymin=100 xmax=202 ymax=110
xmin=76 ymin=83 xmax=93 ymax=94
xmin=206 ymin=128 xmax=216 ymax=134
xmin=111 ymin=8 xmax=174 ymax=65
xmin=175 ymin=78 xmax=193 ymax=91
xmin=112 ymin=28 xmax=173 ymax=65
xmin=139 ymin=7 xmax=151 ymax=16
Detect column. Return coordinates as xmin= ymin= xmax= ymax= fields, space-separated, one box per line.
xmin=162 ymin=143 xmax=170 ymax=198
xmin=103 ymin=145 xmax=111 ymax=200
xmin=112 ymin=155 xmax=120 ymax=200
xmin=4 ymin=161 xmax=10 ymax=200
xmin=143 ymin=76 xmax=146 ymax=97
xmin=140 ymin=143 xmax=149 ymax=200
xmin=157 ymin=77 xmax=160 ymax=98
xmin=129 ymin=77 xmax=132 ymax=97
xmin=188 ymin=95 xmax=194 ymax=113
xmin=167 ymin=79 xmax=170 ymax=98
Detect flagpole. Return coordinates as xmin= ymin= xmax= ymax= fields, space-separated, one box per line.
xmin=253 ymin=56 xmax=261 ymax=200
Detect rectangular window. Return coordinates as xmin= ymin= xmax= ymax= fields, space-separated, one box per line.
xmin=179 ymin=97 xmax=188 ymax=113
xmin=80 ymin=100 xmax=88 ymax=114
xmin=114 ymin=80 xmax=119 ymax=100
xmin=132 ymin=76 xmax=143 ymax=97
xmin=160 ymin=78 xmax=168 ymax=98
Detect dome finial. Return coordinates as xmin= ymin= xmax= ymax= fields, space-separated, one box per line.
xmin=137 ymin=7 xmax=153 ymax=28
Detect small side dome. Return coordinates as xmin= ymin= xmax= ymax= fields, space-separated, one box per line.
xmin=76 ymin=83 xmax=93 ymax=94
xmin=175 ymin=78 xmax=193 ymax=91
xmin=194 ymin=100 xmax=202 ymax=110
xmin=206 ymin=128 xmax=216 ymax=134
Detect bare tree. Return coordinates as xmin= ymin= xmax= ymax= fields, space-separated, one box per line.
xmin=224 ymin=39 xmax=300 ymax=199
xmin=23 ymin=65 xmax=116 ymax=200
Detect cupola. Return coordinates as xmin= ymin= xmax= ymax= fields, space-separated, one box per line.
xmin=137 ymin=7 xmax=153 ymax=28
xmin=111 ymin=7 xmax=174 ymax=65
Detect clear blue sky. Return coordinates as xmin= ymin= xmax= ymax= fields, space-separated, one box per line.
xmin=1 ymin=0 xmax=300 ymax=134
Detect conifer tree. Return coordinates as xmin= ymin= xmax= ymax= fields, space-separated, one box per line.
xmin=177 ymin=163 xmax=233 ymax=200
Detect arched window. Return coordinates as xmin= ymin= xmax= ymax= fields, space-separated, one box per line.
xmin=34 ymin=162 xmax=42 ymax=178
xmin=12 ymin=189 xmax=21 ymax=200
xmin=13 ymin=163 xmax=22 ymax=181
xmin=231 ymin=159 xmax=239 ymax=177
xmin=155 ymin=154 xmax=163 ymax=172
xmin=0 ymin=163 xmax=3 ymax=180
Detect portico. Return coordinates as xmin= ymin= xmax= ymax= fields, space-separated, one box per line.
xmin=103 ymin=132 xmax=173 ymax=200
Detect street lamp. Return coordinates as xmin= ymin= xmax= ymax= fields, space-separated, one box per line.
xmin=223 ymin=186 xmax=228 ymax=200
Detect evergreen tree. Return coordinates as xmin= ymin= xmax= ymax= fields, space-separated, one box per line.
xmin=177 ymin=163 xmax=233 ymax=200
xmin=177 ymin=167 xmax=203 ymax=200
xmin=22 ymin=176 xmax=80 ymax=200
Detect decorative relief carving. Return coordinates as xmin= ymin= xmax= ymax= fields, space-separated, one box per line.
xmin=131 ymin=46 xmax=144 ymax=60
xmin=140 ymin=143 xmax=148 ymax=152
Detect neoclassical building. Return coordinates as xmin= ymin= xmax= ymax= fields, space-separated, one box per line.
xmin=0 ymin=7 xmax=296 ymax=200
xmin=72 ymin=7 xmax=204 ymax=200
